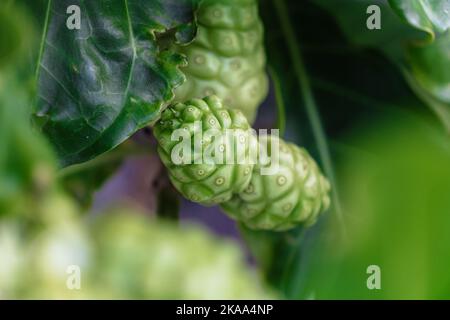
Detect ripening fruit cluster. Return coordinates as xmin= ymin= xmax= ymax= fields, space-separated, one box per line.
xmin=154 ymin=96 xmax=331 ymax=231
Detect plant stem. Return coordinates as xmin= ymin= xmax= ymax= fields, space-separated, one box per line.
xmin=273 ymin=0 xmax=346 ymax=234
xmin=269 ymin=66 xmax=286 ymax=136
xmin=35 ymin=0 xmax=52 ymax=82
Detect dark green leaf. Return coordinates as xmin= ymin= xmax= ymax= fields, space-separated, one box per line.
xmin=34 ymin=0 xmax=196 ymax=166
xmin=313 ymin=0 xmax=425 ymax=60
xmin=313 ymin=0 xmax=450 ymax=133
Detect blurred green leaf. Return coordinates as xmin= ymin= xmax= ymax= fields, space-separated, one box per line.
xmin=0 ymin=3 xmax=35 ymax=71
xmin=406 ymin=30 xmax=450 ymax=133
xmin=389 ymin=0 xmax=450 ymax=40
xmin=34 ymin=0 xmax=196 ymax=166
xmin=248 ymin=0 xmax=440 ymax=298
xmin=299 ymin=116 xmax=450 ymax=299
xmin=407 ymin=32 xmax=450 ymax=105
xmin=313 ymin=0 xmax=450 ymax=133
xmin=0 ymin=73 xmax=56 ymax=218
xmin=0 ymin=2 xmax=57 ymax=220
xmin=313 ymin=0 xmax=425 ymax=59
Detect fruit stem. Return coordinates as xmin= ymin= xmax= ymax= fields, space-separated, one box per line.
xmin=273 ymin=0 xmax=346 ymax=235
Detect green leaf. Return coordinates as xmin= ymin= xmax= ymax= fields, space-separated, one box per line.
xmin=313 ymin=0 xmax=425 ymax=60
xmin=407 ymin=32 xmax=450 ymax=105
xmin=389 ymin=0 xmax=450 ymax=41
xmin=300 ymin=116 xmax=450 ymax=299
xmin=34 ymin=0 xmax=196 ymax=166
xmin=313 ymin=0 xmax=450 ymax=133
xmin=0 ymin=73 xmax=57 ymax=218
xmin=0 ymin=3 xmax=36 ymax=70
xmin=249 ymin=0 xmax=441 ymax=298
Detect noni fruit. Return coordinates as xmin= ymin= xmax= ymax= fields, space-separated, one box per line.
xmin=221 ymin=135 xmax=331 ymax=231
xmin=92 ymin=211 xmax=272 ymax=299
xmin=174 ymin=0 xmax=269 ymax=123
xmin=153 ymin=95 xmax=257 ymax=205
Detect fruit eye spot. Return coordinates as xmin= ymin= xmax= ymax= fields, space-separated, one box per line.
xmin=283 ymin=203 xmax=293 ymax=212
xmin=213 ymin=9 xmax=222 ymax=18
xmin=197 ymin=169 xmax=205 ymax=176
xmin=193 ymin=55 xmax=205 ymax=64
xmin=245 ymin=183 xmax=254 ymax=193
xmin=215 ymin=177 xmax=225 ymax=185
xmin=277 ymin=175 xmax=287 ymax=186
xmin=209 ymin=118 xmax=216 ymax=125
xmin=244 ymin=167 xmax=251 ymax=175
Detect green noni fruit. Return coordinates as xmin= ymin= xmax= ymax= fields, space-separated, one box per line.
xmin=92 ymin=212 xmax=272 ymax=299
xmin=221 ymin=135 xmax=331 ymax=231
xmin=174 ymin=0 xmax=268 ymax=123
xmin=153 ymin=95 xmax=256 ymax=205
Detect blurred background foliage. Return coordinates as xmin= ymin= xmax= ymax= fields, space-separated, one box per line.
xmin=0 ymin=0 xmax=450 ymax=299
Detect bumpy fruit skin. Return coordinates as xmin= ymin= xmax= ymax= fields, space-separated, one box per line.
xmin=174 ymin=0 xmax=268 ymax=123
xmin=2 ymin=200 xmax=272 ymax=299
xmin=153 ymin=96 xmax=256 ymax=205
xmin=221 ymin=135 xmax=331 ymax=231
xmin=93 ymin=212 xmax=272 ymax=299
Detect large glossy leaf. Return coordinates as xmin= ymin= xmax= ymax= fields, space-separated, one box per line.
xmin=389 ymin=0 xmax=450 ymax=40
xmin=34 ymin=0 xmax=196 ymax=166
